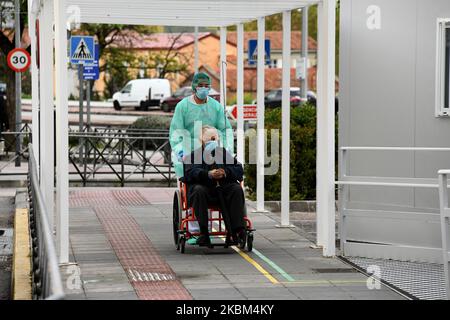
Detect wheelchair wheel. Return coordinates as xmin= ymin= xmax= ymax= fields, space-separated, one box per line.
xmin=238 ymin=233 xmax=246 ymax=250
xmin=247 ymin=232 xmax=254 ymax=252
xmin=180 ymin=236 xmax=186 ymax=254
xmin=173 ymin=190 xmax=182 ymax=248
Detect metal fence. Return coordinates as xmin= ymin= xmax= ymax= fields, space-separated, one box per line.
xmin=0 ymin=123 xmax=31 ymax=172
xmin=438 ymin=170 xmax=450 ymax=299
xmin=337 ymin=146 xmax=450 ymax=263
xmin=27 ymin=144 xmax=65 ymax=300
xmin=68 ymin=127 xmax=174 ymax=186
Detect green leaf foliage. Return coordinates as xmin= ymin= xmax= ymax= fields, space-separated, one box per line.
xmin=244 ymin=104 xmax=318 ymax=201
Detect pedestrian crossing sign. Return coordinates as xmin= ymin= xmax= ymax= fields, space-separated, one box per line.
xmin=70 ymin=36 xmax=95 ymax=64
xmin=248 ymin=39 xmax=271 ymax=66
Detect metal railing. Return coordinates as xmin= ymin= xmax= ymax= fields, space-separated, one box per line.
xmin=336 ymin=147 xmax=450 ymax=274
xmin=437 ymin=170 xmax=450 ymax=300
xmin=27 ymin=144 xmax=65 ymax=300
xmin=0 ymin=123 xmax=32 ymax=172
xmin=68 ymin=127 xmax=174 ymax=186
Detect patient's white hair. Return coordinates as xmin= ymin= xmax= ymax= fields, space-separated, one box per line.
xmin=201 ymin=125 xmax=219 ymax=143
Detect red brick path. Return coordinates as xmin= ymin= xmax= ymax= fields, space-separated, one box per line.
xmin=70 ymin=188 xmax=191 ymax=300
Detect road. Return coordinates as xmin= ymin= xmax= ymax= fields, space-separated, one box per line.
xmin=20 ymin=100 xmax=234 ymax=128
xmin=21 ymin=102 xmax=173 ymax=128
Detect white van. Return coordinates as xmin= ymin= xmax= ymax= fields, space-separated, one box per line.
xmin=112 ymin=78 xmax=171 ymax=111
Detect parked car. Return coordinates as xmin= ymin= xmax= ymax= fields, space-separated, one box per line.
xmin=261 ymin=87 xmax=311 ymax=108
xmin=112 ymin=78 xmax=171 ymax=111
xmin=259 ymin=89 xmax=338 ymax=112
xmin=303 ymin=91 xmax=339 ymax=113
xmin=160 ymin=86 xmax=220 ymax=112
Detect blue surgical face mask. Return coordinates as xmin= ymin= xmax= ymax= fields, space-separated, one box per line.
xmin=195 ymin=87 xmax=210 ymax=100
xmin=204 ymin=140 xmax=218 ymax=152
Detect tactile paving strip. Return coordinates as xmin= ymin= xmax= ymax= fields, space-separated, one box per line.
xmin=137 ymin=189 xmax=174 ymax=204
xmin=345 ymin=256 xmax=447 ymax=300
xmin=94 ymin=204 xmax=192 ymax=300
xmin=70 ymin=190 xmax=119 ymax=208
xmin=112 ymin=190 xmax=150 ymax=207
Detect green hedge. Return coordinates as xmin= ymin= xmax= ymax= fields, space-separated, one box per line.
xmin=129 ymin=114 xmax=172 ymax=131
xmin=244 ymin=104 xmax=336 ymax=201
xmin=128 ymin=115 xmax=172 ymax=160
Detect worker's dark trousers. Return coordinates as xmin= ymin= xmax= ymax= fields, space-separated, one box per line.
xmin=188 ymin=183 xmax=246 ymax=235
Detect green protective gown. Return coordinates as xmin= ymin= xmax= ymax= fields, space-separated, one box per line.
xmin=169 ymin=96 xmax=234 ymax=178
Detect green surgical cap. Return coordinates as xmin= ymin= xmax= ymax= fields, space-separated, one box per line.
xmin=191 ymin=72 xmax=211 ymax=90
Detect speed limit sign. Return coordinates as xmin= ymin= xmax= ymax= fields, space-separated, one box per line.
xmin=7 ymin=48 xmax=31 ymax=73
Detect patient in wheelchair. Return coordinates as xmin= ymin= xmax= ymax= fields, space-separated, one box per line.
xmin=183 ymin=125 xmax=246 ymax=247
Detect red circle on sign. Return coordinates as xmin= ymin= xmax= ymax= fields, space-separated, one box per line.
xmin=7 ymin=48 xmax=31 ymax=73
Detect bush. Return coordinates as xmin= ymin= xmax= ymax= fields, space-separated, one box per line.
xmin=130 ymin=114 xmax=172 ymax=131
xmin=244 ymin=104 xmax=333 ymax=201
xmin=128 ymin=114 xmax=173 ymax=160
xmin=228 ymin=93 xmax=256 ymax=106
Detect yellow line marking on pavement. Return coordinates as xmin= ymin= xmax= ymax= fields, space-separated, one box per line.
xmin=231 ymin=246 xmax=280 ymax=284
xmin=211 ymin=227 xmax=279 ymax=284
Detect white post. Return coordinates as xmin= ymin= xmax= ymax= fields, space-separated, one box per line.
xmin=39 ymin=0 xmax=54 ymax=230
xmin=256 ymin=17 xmax=266 ymax=212
xmin=220 ymin=26 xmax=227 ymax=107
xmin=316 ymin=0 xmax=336 ymax=257
xmin=302 ymin=6 xmax=309 ymax=100
xmin=28 ymin=0 xmax=39 ymax=170
xmin=54 ymin=0 xmax=69 ymax=264
xmin=236 ymin=23 xmax=244 ymax=165
xmin=279 ymin=10 xmax=293 ymax=228
xmin=194 ymin=26 xmax=199 ymax=73
xmin=14 ymin=0 xmax=21 ymax=168
xmin=438 ymin=172 xmax=450 ymax=299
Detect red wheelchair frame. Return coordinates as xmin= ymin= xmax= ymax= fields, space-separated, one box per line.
xmin=173 ymin=180 xmax=254 ymax=253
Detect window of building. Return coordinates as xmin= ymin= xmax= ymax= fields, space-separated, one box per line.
xmin=436 ymin=19 xmax=450 ymax=117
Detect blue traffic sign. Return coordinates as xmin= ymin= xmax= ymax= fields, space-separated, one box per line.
xmin=70 ymin=36 xmax=95 ymax=64
xmin=83 ymin=44 xmax=100 ymax=80
xmin=248 ymin=39 xmax=271 ymax=65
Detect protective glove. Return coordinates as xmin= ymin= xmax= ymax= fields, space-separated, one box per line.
xmin=177 ymin=150 xmax=184 ymax=161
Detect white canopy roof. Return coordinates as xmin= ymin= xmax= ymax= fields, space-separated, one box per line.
xmin=65 ymin=0 xmax=319 ymax=27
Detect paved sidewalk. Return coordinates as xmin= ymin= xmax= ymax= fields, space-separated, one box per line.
xmin=61 ymin=187 xmax=405 ymax=300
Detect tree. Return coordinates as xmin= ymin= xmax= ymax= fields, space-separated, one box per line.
xmin=77 ymin=23 xmax=161 ymax=99
xmin=101 ymin=31 xmax=193 ymax=98
xmin=145 ymin=33 xmax=191 ymax=79
xmin=0 ymin=0 xmax=30 ymax=135
xmin=103 ymin=47 xmax=137 ymax=99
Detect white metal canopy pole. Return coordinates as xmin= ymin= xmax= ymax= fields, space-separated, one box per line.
xmin=39 ymin=0 xmax=54 ymax=230
xmin=194 ymin=26 xmax=199 ymax=73
xmin=28 ymin=0 xmax=39 ymax=171
xmin=54 ymin=0 xmax=69 ymax=264
xmin=302 ymin=6 xmax=309 ymax=100
xmin=316 ymin=0 xmax=336 ymax=257
xmin=220 ymin=26 xmax=227 ymax=107
xmin=280 ymin=10 xmax=293 ymax=227
xmin=256 ymin=17 xmax=266 ymax=212
xmin=236 ymin=23 xmax=244 ymax=165
xmin=14 ymin=0 xmax=21 ymax=168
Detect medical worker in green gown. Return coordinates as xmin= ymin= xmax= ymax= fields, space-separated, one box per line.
xmin=169 ymin=72 xmax=234 ymax=178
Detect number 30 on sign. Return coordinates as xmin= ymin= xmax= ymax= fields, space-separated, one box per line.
xmin=7 ymin=48 xmax=31 ymax=73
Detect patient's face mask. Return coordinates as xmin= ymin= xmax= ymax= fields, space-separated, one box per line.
xmin=204 ymin=140 xmax=218 ymax=152
xmin=202 ymin=128 xmax=219 ymax=150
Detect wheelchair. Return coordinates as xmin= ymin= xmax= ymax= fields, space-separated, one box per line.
xmin=172 ymin=179 xmax=255 ymax=254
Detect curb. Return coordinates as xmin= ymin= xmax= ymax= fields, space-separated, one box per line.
xmin=263 ymin=200 xmax=339 ymax=213
xmin=11 ymin=206 xmax=32 ymax=300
